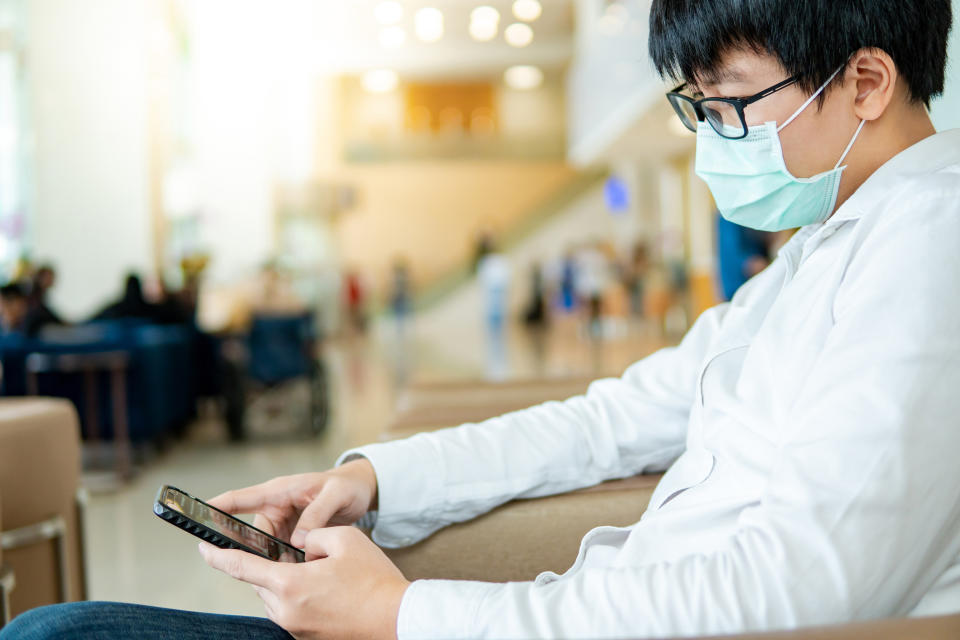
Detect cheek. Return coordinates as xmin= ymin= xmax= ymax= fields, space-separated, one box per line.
xmin=778 ymin=118 xmax=840 ymax=178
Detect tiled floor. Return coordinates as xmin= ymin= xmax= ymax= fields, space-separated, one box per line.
xmin=83 ymin=316 xmax=669 ymax=617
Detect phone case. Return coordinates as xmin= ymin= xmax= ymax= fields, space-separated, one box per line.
xmin=153 ymin=485 xmax=305 ymax=563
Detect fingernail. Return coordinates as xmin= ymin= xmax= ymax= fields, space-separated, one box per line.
xmin=291 ymin=529 xmax=306 ymax=547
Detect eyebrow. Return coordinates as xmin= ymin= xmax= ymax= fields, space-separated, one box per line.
xmin=694 ymin=66 xmax=746 ymax=90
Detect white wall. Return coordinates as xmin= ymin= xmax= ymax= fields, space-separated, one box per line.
xmin=26 ymin=0 xmax=153 ymax=320
xmin=930 ymin=0 xmax=960 ymax=130
xmin=188 ymin=0 xmax=320 ymax=286
xmin=566 ymin=0 xmax=660 ymax=166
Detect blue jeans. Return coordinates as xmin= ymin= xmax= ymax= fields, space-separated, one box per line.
xmin=0 ymin=601 xmax=293 ymax=640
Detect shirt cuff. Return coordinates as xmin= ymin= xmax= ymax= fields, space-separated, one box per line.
xmin=335 ymin=436 xmax=448 ymax=548
xmin=397 ymin=579 xmax=502 ymax=640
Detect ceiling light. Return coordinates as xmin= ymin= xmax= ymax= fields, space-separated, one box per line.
xmin=504 ymin=22 xmax=533 ymax=47
xmin=512 ymin=0 xmax=542 ymax=22
xmin=597 ymin=2 xmax=629 ymax=36
xmin=374 ymin=1 xmax=403 ymax=25
xmin=469 ymin=19 xmax=498 ymax=42
xmin=362 ymin=69 xmax=399 ymax=94
xmin=504 ymin=65 xmax=543 ymax=90
xmin=471 ymin=6 xmax=500 ymax=25
xmin=379 ymin=25 xmax=407 ymax=48
xmin=415 ymin=7 xmax=444 ymax=43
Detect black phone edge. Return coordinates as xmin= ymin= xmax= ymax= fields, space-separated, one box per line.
xmin=153 ymin=485 xmax=306 ymax=563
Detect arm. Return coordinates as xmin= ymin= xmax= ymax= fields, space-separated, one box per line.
xmin=337 ymin=297 xmax=735 ymax=548
xmin=396 ymin=198 xmax=960 ymax=638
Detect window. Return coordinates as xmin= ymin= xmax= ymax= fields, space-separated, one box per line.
xmin=0 ymin=0 xmax=28 ymax=279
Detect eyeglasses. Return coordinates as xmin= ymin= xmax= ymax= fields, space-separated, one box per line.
xmin=666 ymin=76 xmax=799 ymax=140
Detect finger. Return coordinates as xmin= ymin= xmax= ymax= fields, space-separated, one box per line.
xmin=207 ymin=483 xmax=274 ymax=515
xmin=303 ymin=526 xmax=355 ymax=558
xmin=253 ymin=514 xmax=277 ymax=537
xmin=198 ymin=542 xmax=283 ymax=591
xmin=290 ymin=488 xmax=342 ymax=548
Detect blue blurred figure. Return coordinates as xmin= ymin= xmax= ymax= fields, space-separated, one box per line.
xmin=716 ymin=212 xmax=773 ymax=301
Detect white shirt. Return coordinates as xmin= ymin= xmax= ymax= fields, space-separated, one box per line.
xmin=337 ymin=130 xmax=960 ymax=639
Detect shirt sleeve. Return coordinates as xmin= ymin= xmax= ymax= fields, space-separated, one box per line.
xmin=394 ymin=196 xmax=960 ymax=638
xmin=335 ymin=300 xmax=732 ymax=548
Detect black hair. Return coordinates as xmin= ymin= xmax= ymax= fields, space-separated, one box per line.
xmin=649 ymin=0 xmax=953 ymax=107
xmin=0 ymin=283 xmax=27 ymax=300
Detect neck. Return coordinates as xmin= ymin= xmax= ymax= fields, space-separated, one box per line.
xmin=832 ymin=106 xmax=937 ymax=215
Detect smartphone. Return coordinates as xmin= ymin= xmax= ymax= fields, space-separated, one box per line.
xmin=154 ymin=485 xmax=305 ymax=563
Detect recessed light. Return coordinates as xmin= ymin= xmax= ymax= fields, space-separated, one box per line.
xmin=469 ymin=20 xmax=498 ymax=42
xmin=512 ymin=0 xmax=542 ymax=22
xmin=373 ymin=1 xmax=403 ymax=25
xmin=504 ymin=65 xmax=543 ymax=90
xmin=415 ymin=7 xmax=444 ymax=43
xmin=504 ymin=22 xmax=533 ymax=47
xmin=471 ymin=6 xmax=500 ymax=25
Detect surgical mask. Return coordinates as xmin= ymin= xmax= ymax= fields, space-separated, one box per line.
xmin=695 ymin=67 xmax=866 ymax=232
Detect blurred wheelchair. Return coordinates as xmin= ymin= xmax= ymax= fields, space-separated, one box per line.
xmin=222 ymin=312 xmax=329 ymax=440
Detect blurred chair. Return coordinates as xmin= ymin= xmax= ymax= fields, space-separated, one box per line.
xmin=25 ymin=350 xmax=132 ymax=480
xmin=386 ymin=376 xmax=594 ymax=439
xmin=243 ymin=313 xmax=328 ymax=437
xmin=0 ymin=494 xmax=14 ymax=628
xmin=0 ymin=399 xmax=87 ymax=619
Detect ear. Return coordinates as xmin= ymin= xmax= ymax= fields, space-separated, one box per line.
xmin=846 ymin=48 xmax=898 ymax=121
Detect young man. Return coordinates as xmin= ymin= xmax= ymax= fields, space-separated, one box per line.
xmin=5 ymin=1 xmax=958 ymax=638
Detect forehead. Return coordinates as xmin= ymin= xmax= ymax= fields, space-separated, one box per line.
xmin=691 ymin=48 xmax=787 ymax=89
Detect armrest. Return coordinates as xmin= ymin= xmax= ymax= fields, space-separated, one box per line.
xmin=378 ymin=474 xmax=659 ymax=582
xmin=387 ymin=378 xmax=594 ymax=437
xmin=695 ymin=614 xmax=960 ymax=640
xmin=378 ymin=478 xmax=960 ymax=639
xmin=0 ymin=398 xmax=84 ymax=615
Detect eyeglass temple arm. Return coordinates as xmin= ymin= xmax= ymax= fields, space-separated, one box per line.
xmin=744 ymin=76 xmax=799 ymax=105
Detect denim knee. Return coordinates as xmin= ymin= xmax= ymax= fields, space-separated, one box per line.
xmin=1 ymin=602 xmax=103 ymax=640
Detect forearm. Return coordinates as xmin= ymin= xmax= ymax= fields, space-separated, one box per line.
xmin=338 ymin=304 xmax=734 ymax=548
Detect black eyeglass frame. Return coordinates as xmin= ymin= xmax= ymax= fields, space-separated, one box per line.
xmin=666 ymin=76 xmax=799 ymax=140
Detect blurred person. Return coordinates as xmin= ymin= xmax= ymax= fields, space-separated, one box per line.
xmin=470 ymin=229 xmax=495 ymax=274
xmin=556 ymin=247 xmax=578 ymax=313
xmin=476 ymin=245 xmax=510 ymax=335
xmin=92 ymin=274 xmax=166 ymax=323
xmin=27 ymin=264 xmax=64 ymax=330
xmin=716 ymin=213 xmax=774 ymax=301
xmin=521 ymin=262 xmax=547 ymax=328
xmin=10 ymin=2 xmax=960 ymax=639
xmin=388 ymin=258 xmax=411 ymax=333
xmin=574 ymin=241 xmax=610 ymax=338
xmin=0 ymin=283 xmax=29 ymax=335
xmin=343 ymin=269 xmax=367 ymax=334
xmin=623 ymin=241 xmax=649 ymax=318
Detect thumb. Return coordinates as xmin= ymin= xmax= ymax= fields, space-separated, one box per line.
xmin=303 ymin=526 xmax=355 ymax=559
xmin=290 ymin=488 xmax=343 ymax=548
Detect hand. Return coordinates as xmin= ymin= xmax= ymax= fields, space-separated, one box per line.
xmin=199 ymin=527 xmax=410 ymax=640
xmin=207 ymin=459 xmax=379 ymax=548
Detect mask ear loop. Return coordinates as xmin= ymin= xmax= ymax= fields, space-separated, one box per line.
xmin=834 ymin=118 xmax=866 ymax=169
xmin=776 ymin=65 xmax=846 ymax=133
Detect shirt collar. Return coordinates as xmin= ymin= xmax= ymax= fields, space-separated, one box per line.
xmin=828 ymin=128 xmax=960 ymax=225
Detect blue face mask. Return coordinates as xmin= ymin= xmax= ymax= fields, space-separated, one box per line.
xmin=695 ymin=68 xmax=866 ymax=232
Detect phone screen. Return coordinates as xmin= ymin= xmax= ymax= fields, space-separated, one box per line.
xmin=161 ymin=487 xmax=304 ymax=563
